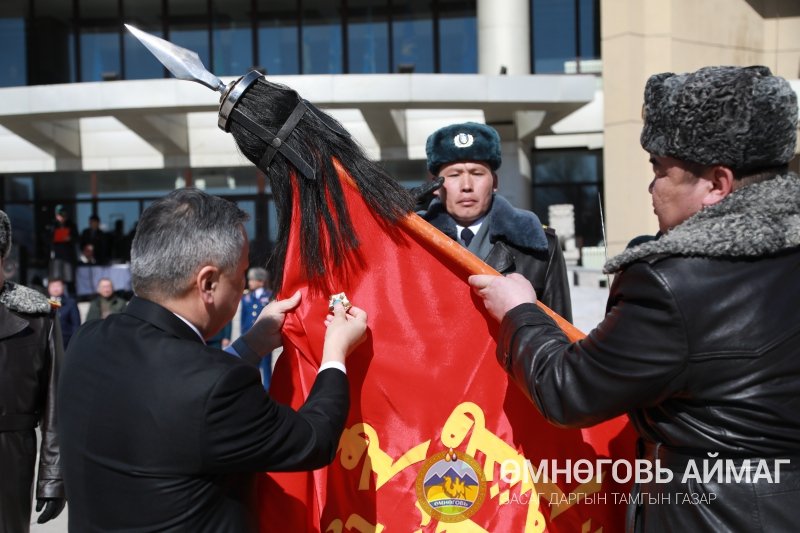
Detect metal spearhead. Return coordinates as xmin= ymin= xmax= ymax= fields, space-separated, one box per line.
xmin=123 ymin=22 xmax=311 ymax=173
xmin=125 ymin=23 xmax=226 ymax=93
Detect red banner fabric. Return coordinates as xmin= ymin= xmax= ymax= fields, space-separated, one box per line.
xmin=258 ymin=173 xmax=635 ymax=532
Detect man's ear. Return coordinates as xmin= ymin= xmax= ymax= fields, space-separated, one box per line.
xmin=702 ymin=165 xmax=734 ymax=207
xmin=492 ymin=172 xmax=499 ymax=192
xmin=196 ymin=265 xmax=220 ymax=304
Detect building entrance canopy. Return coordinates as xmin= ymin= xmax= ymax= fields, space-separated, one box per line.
xmin=0 ymin=74 xmax=596 ymax=174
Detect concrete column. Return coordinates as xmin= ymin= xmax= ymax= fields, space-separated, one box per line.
xmin=477 ymin=0 xmax=530 ymax=75
xmin=478 ymin=0 xmax=531 ymax=211
xmin=601 ymin=0 xmax=777 ymax=256
xmin=495 ymin=134 xmax=532 ymax=211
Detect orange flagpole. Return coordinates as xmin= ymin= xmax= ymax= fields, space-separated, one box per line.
xmin=333 ymin=160 xmax=586 ymax=343
xmin=400 ymin=211 xmax=586 ymax=342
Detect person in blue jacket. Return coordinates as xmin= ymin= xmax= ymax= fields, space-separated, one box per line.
xmin=241 ymin=267 xmax=274 ymax=389
xmin=46 ymin=277 xmax=81 ymax=349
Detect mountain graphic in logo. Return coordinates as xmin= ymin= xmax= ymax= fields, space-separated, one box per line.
xmin=424 ymin=467 xmax=479 ymax=491
xmin=416 ymin=453 xmax=486 ymax=522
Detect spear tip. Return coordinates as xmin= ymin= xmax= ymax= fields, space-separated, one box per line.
xmin=124 ymin=23 xmax=226 ymax=93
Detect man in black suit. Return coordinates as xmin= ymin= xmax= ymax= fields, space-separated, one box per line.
xmin=58 ymin=188 xmax=367 ymax=531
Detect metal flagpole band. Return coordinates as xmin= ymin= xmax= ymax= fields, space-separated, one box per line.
xmin=218 ymin=70 xmax=263 ymax=132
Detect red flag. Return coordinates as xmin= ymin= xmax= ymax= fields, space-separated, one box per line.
xmin=259 ymin=167 xmax=636 ymax=532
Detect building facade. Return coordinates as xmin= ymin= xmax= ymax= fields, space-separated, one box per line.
xmin=602 ymin=0 xmax=800 ymax=254
xmin=1 ymin=0 xmax=798 ymax=285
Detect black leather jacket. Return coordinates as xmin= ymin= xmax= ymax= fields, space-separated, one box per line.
xmin=0 ymin=281 xmax=64 ymax=531
xmin=422 ymin=194 xmax=572 ymax=322
xmin=497 ymin=174 xmax=800 ymax=532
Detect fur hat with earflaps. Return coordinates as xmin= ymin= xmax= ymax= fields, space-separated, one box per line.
xmin=426 ymin=122 xmax=502 ymax=175
xmin=641 ymin=65 xmax=798 ymax=171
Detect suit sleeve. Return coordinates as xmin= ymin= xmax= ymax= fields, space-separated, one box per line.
xmin=37 ymin=312 xmax=65 ymax=498
xmin=497 ymin=262 xmax=688 ymax=428
xmin=201 ymin=366 xmax=349 ymax=473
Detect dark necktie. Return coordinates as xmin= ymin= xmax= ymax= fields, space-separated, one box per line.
xmin=461 ymin=227 xmax=474 ymax=247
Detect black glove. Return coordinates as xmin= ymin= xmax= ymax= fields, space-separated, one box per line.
xmin=36 ymin=497 xmax=66 ymax=524
xmin=410 ymin=176 xmax=444 ymax=212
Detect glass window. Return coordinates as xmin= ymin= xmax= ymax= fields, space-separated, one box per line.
xmin=438 ymin=0 xmax=476 ymax=74
xmin=3 ymin=176 xmax=34 ymax=202
xmin=123 ymin=0 xmax=164 ymax=80
xmin=212 ymin=0 xmax=253 ymax=76
xmin=233 ymin=200 xmax=257 ymax=241
xmin=267 ymin=198 xmax=278 ymax=243
xmin=0 ymin=1 xmax=28 ymax=87
xmin=256 ymin=0 xmax=299 ymax=74
xmin=301 ymin=0 xmax=343 ymax=74
xmin=36 ymin=172 xmax=91 ymax=200
xmin=79 ymin=0 xmax=122 ymax=81
xmin=29 ymin=0 xmax=76 ymax=84
xmin=347 ymin=0 xmax=389 ymax=74
xmin=171 ymin=27 xmax=210 ymax=68
xmin=579 ymin=0 xmax=600 ymax=61
xmin=96 ymin=169 xmax=180 ymax=197
xmin=240 ymin=196 xmax=277 ymax=268
xmin=3 ymin=204 xmax=35 ymax=253
xmin=392 ymin=0 xmax=433 ymax=73
xmin=532 ymin=149 xmax=603 ymax=247
xmin=532 ymin=0 xmax=575 ymax=73
xmin=94 ymin=201 xmax=141 ymax=235
xmin=168 ymin=0 xmax=210 ymax=69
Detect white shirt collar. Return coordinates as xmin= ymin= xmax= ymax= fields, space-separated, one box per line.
xmin=455 ymin=216 xmax=485 ymax=239
xmin=172 ymin=312 xmax=206 ymax=344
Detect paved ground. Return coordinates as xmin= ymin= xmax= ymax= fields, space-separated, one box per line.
xmin=570 ymin=283 xmax=610 ymax=335
xmin=29 ymin=278 xmax=610 ymax=532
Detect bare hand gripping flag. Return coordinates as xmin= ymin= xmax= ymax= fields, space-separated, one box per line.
xmin=259 ymin=166 xmax=635 ymax=532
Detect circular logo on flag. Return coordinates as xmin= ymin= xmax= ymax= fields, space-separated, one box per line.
xmin=415 ymin=448 xmax=486 ymax=523
xmin=453 ymin=133 xmax=474 ymax=148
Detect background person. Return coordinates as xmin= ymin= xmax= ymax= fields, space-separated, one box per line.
xmin=241 ymin=266 xmax=274 ymax=390
xmin=85 ymin=277 xmax=127 ymax=321
xmin=420 ymin=122 xmax=572 ymax=322
xmin=79 ymin=214 xmax=109 ymax=265
xmin=48 ymin=205 xmax=79 ymax=293
xmin=469 ymin=65 xmax=800 ymax=532
xmin=0 ymin=210 xmax=65 ymax=532
xmin=58 ymin=188 xmax=367 ymax=531
xmin=46 ymin=277 xmax=80 ymax=349
xmin=78 ymin=243 xmax=96 ymax=265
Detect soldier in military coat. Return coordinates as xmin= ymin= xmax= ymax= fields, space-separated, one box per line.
xmin=0 ymin=210 xmax=65 ymax=532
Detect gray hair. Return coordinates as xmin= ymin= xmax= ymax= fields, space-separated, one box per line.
xmin=131 ymin=188 xmax=249 ymax=299
xmin=247 ymin=267 xmax=268 ymax=282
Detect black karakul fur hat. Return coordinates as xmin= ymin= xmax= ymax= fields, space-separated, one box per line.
xmin=426 ymin=122 xmax=502 ymax=174
xmin=641 ymin=65 xmax=798 ymax=171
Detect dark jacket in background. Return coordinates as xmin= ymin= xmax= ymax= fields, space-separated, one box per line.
xmin=79 ymin=227 xmax=110 ymax=265
xmin=423 ymin=194 xmax=572 ymax=323
xmin=54 ymin=294 xmax=80 ymax=348
xmin=0 ymin=282 xmax=64 ymax=533
xmin=497 ymin=174 xmax=800 ymax=532
xmin=85 ymin=293 xmax=127 ymax=321
xmin=59 ymin=296 xmax=349 ymax=532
